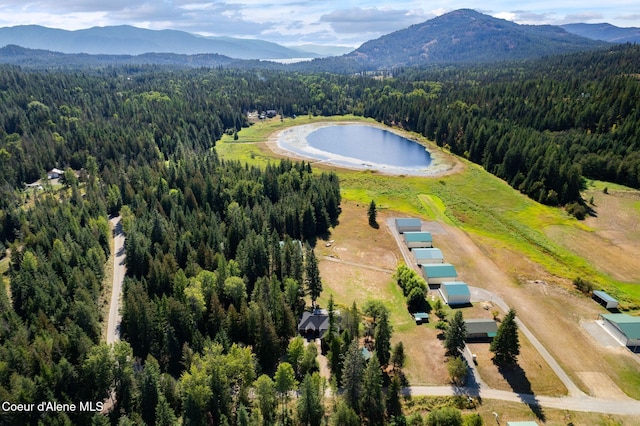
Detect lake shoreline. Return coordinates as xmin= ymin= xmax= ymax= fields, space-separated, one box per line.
xmin=266 ymin=121 xmax=462 ymax=177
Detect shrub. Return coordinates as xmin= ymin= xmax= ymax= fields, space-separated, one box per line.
xmin=573 ymin=277 xmax=594 ymax=294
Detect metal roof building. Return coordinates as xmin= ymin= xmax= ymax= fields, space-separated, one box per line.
xmin=599 ymin=313 xmax=640 ymax=348
xmin=422 ymin=263 xmax=457 ymax=285
xmin=592 ymin=290 xmax=618 ymax=310
xmin=439 ymin=281 xmax=470 ymax=305
xmin=465 ymin=318 xmax=498 ymax=340
xmin=403 ymin=231 xmax=433 ymax=248
xmin=413 ymin=248 xmax=444 ymax=265
xmin=395 ymin=218 xmax=422 ymax=233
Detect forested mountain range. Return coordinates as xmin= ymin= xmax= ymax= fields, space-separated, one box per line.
xmin=0 ymin=9 xmax=618 ymax=70
xmin=0 ymin=44 xmax=264 ymax=69
xmin=0 ymin=24 xmax=321 ymax=60
xmin=561 ymin=23 xmax=640 ymax=43
xmin=1 ymin=41 xmax=640 ymax=424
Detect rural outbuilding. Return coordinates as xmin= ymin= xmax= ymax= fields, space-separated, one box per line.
xmin=297 ymin=312 xmax=330 ymax=338
xmin=413 ymin=248 xmax=444 ymax=265
xmin=413 ymin=312 xmax=429 ymax=324
xmin=439 ymin=281 xmax=470 ymax=305
xmin=599 ymin=313 xmax=640 ymax=349
xmin=506 ymin=422 xmax=539 ymax=426
xmin=592 ymin=290 xmax=618 ymax=310
xmin=395 ymin=218 xmax=422 ymax=233
xmin=403 ymin=231 xmax=433 ymax=248
xmin=465 ymin=319 xmax=498 ymax=341
xmin=422 ymin=263 xmax=457 ymax=285
xmin=47 ymin=168 xmax=64 ymax=179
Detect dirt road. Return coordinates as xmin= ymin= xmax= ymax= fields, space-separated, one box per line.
xmin=106 ymin=216 xmax=125 ymax=344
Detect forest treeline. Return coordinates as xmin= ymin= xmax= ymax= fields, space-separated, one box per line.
xmin=1 ymin=43 xmax=640 ymax=424
xmin=2 ymin=43 xmax=640 ymax=222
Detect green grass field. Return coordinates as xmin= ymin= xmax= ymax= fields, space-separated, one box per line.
xmin=219 ymin=116 xmax=640 ymax=306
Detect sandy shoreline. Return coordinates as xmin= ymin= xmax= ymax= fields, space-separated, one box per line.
xmin=265 ymin=121 xmax=461 ymax=177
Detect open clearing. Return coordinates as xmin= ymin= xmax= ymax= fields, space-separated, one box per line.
xmin=218 ymin=116 xmax=640 ymax=402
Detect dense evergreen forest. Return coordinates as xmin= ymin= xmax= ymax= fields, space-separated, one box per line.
xmin=1 ymin=43 xmax=640 ymax=424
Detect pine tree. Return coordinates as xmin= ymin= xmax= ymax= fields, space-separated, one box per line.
xmin=341 ymin=340 xmax=364 ymax=413
xmin=444 ymin=311 xmax=466 ymax=356
xmin=374 ymin=310 xmax=392 ymax=367
xmin=360 ymin=355 xmax=385 ymax=426
xmin=296 ymin=373 xmax=324 ymax=426
xmin=368 ymin=200 xmax=378 ymax=228
xmin=490 ymin=308 xmax=520 ymax=367
xmin=304 ymin=246 xmax=322 ymax=309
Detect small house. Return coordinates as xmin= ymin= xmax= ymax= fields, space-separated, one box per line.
xmin=298 ymin=312 xmax=330 ymax=338
xmin=599 ymin=313 xmax=640 ymax=348
xmin=47 ymin=168 xmax=64 ymax=179
xmin=395 ymin=218 xmax=422 ymax=233
xmin=592 ymin=290 xmax=618 ymax=310
xmin=506 ymin=422 xmax=539 ymax=426
xmin=439 ymin=281 xmax=470 ymax=305
xmin=465 ymin=319 xmax=498 ymax=341
xmin=422 ymin=263 xmax=457 ymax=286
xmin=413 ymin=248 xmax=444 ymax=265
xmin=403 ymin=231 xmax=433 ymax=248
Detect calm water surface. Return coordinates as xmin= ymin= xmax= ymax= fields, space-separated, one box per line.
xmin=306 ymin=125 xmax=431 ymax=167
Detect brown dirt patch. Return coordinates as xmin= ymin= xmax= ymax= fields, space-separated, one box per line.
xmin=577 ymin=372 xmax=631 ymax=400
xmin=550 ymin=187 xmax=640 ymax=283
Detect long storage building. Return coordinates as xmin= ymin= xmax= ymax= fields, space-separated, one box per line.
xmin=413 ymin=248 xmax=444 ymax=265
xmin=439 ymin=281 xmax=470 ymax=305
xmin=422 ymin=263 xmax=457 ymax=285
xmin=403 ymin=231 xmax=433 ymax=248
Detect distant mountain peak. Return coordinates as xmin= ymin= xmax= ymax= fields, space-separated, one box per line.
xmin=346 ymin=9 xmax=608 ymax=68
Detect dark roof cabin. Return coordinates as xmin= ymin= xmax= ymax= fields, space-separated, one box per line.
xmin=298 ymin=312 xmax=330 ymax=338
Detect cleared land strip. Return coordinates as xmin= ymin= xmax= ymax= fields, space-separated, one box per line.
xmin=321 ymin=256 xmax=394 ymax=274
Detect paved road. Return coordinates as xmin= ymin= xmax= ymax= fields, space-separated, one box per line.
xmin=405 ymin=385 xmax=640 ymax=415
xmin=106 ymin=216 xmax=125 ymax=344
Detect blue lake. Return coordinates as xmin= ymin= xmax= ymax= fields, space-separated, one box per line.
xmin=306 ymin=125 xmax=432 ymax=168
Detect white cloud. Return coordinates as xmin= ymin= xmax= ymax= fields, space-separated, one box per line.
xmin=0 ymin=1 xmax=639 ymax=46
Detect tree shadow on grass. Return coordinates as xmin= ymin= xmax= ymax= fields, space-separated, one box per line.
xmin=498 ymin=364 xmax=546 ymax=422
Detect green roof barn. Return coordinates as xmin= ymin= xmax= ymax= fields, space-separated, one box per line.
xmin=599 ymin=313 xmax=640 ymax=348
xmin=439 ymin=281 xmax=470 ymax=305
xmin=403 ymin=231 xmax=433 ymax=248
xmin=422 ymin=263 xmax=457 ymax=285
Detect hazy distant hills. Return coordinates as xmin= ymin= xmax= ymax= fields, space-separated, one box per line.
xmin=341 ymin=9 xmax=609 ymax=68
xmin=561 ymin=23 xmax=640 ymax=44
xmin=0 ymin=25 xmax=326 ymax=60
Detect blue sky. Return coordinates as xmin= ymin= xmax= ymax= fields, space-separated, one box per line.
xmin=1 ymin=1 xmax=639 ymax=47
